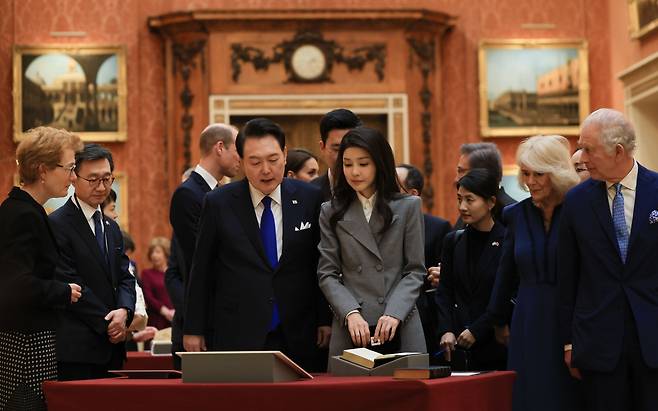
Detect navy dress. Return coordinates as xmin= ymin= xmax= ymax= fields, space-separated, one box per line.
xmin=487 ymin=199 xmax=582 ymax=411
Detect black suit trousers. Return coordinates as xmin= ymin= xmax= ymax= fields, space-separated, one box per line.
xmin=581 ymin=299 xmax=658 ymax=411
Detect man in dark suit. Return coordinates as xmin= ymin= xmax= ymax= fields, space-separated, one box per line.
xmin=50 ymin=144 xmax=135 ymax=380
xmin=453 ymin=143 xmax=516 ymax=229
xmin=312 ymin=109 xmax=362 ymax=201
xmin=183 ymin=118 xmax=331 ymax=371
xmin=396 ymin=163 xmax=451 ymax=363
xmin=559 ymin=108 xmax=658 ymax=410
xmin=165 ymin=123 xmax=241 ymax=369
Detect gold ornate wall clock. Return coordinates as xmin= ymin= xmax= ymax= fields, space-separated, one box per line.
xmin=290 ymin=44 xmax=327 ymax=82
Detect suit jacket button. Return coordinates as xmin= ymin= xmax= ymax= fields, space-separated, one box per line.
xmin=357 ymin=265 xmax=362 ymax=273
xmin=376 ymin=264 xmax=383 ymax=272
xmin=268 ymin=298 xmax=274 ymax=303
xmin=378 ymin=297 xmax=384 ymax=304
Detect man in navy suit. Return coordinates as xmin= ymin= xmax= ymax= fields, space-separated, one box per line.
xmin=559 ymin=108 xmax=658 ymax=410
xmin=183 ymin=118 xmax=331 ymax=371
xmin=396 ymin=163 xmax=451 ymax=363
xmin=312 ymin=109 xmax=362 ymax=201
xmin=50 ymin=144 xmax=135 ymax=380
xmin=165 ymin=123 xmax=241 ymax=368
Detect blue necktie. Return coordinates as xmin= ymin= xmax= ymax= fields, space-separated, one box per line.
xmin=93 ymin=210 xmax=108 ymax=263
xmin=612 ymin=183 xmax=629 ymax=263
xmin=260 ymin=196 xmax=280 ymax=330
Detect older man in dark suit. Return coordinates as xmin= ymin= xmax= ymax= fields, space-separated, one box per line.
xmin=559 ymin=108 xmax=658 ymax=410
xmin=50 ymin=144 xmax=135 ymax=380
xmin=184 ymin=118 xmax=331 ymax=371
xmin=165 ymin=123 xmax=241 ymax=368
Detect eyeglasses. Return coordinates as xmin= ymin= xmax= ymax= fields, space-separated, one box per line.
xmin=56 ymin=163 xmax=76 ymax=175
xmin=76 ymin=173 xmax=115 ymax=188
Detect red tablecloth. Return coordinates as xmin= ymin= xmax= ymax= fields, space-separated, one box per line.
xmin=122 ymin=352 xmax=173 ymax=370
xmin=43 ymin=372 xmax=515 ymax=411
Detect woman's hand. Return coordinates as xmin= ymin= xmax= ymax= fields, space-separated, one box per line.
xmin=69 ymin=283 xmax=82 ymax=303
xmin=346 ymin=312 xmax=370 ymax=347
xmin=374 ymin=315 xmax=400 ymax=343
xmin=439 ymin=332 xmax=456 ymax=361
xmin=160 ymin=306 xmax=175 ymax=322
xmin=427 ymin=264 xmax=441 ymax=288
xmin=494 ymin=325 xmax=510 ymax=346
xmin=457 ymin=329 xmax=476 ymax=349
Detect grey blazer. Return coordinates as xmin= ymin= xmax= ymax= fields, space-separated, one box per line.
xmin=317 ymin=194 xmax=427 ymax=357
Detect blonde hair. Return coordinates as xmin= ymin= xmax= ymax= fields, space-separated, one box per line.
xmin=16 ymin=127 xmax=83 ymax=185
xmin=516 ymin=135 xmax=580 ymax=198
xmin=147 ymin=237 xmax=171 ymax=262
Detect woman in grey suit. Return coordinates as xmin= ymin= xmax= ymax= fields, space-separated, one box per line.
xmin=317 ymin=126 xmax=427 ymax=358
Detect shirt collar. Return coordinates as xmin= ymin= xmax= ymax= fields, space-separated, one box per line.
xmin=73 ymin=195 xmax=102 ymax=221
xmin=606 ymin=160 xmax=638 ymax=192
xmin=194 ymin=164 xmax=218 ymax=190
xmin=249 ymin=183 xmax=282 ymax=209
xmin=356 ymin=191 xmax=376 ymax=208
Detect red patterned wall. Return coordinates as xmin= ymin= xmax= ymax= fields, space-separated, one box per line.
xmin=0 ymin=0 xmax=634 ymax=268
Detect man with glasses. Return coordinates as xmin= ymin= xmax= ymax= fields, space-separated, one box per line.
xmin=49 ymin=143 xmax=136 ymax=380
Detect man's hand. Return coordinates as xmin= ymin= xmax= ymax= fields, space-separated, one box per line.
xmin=69 ymin=283 xmax=82 ymax=303
xmin=317 ymin=326 xmax=331 ymax=348
xmin=439 ymin=332 xmax=456 ymax=362
xmin=564 ymin=349 xmax=582 ymax=380
xmin=346 ymin=312 xmax=370 ymax=348
xmin=373 ymin=315 xmax=400 ymax=343
xmin=184 ymin=335 xmax=206 ymax=352
xmin=105 ymin=308 xmax=128 ymax=344
xmin=457 ymin=329 xmax=476 ymax=349
xmin=427 ymin=264 xmax=441 ymax=288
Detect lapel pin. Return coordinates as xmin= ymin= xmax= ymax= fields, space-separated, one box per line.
xmin=292 ymin=199 xmax=298 ymax=204
xmin=491 ymin=241 xmax=500 ymax=247
xmin=650 ymin=210 xmax=658 ymax=225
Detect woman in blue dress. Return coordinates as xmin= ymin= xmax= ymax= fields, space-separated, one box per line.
xmin=487 ymin=135 xmax=583 ymax=411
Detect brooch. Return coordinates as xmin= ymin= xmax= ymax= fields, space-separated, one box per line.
xmin=491 ymin=241 xmax=500 ymax=247
xmin=650 ymin=210 xmax=658 ymax=225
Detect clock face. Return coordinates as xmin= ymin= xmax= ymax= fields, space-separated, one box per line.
xmin=291 ymin=45 xmax=326 ymax=81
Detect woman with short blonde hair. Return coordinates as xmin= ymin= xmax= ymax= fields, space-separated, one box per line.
xmin=487 ymin=134 xmax=583 ymax=410
xmin=0 ymin=127 xmax=83 ymax=410
xmin=516 ymin=135 xmax=580 ymax=199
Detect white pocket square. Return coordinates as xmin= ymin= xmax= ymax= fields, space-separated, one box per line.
xmin=295 ymin=222 xmax=312 ymax=231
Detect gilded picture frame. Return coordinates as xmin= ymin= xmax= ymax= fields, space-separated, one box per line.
xmin=629 ymin=0 xmax=658 ymax=39
xmin=13 ymin=44 xmax=127 ymax=142
xmin=478 ymin=39 xmax=590 ymax=137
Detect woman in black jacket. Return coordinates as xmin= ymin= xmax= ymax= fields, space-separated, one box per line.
xmin=435 ymin=168 xmax=508 ymax=371
xmin=0 ymin=127 xmax=83 ymax=410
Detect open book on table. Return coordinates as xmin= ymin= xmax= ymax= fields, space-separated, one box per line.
xmin=340 ymin=348 xmax=421 ymax=369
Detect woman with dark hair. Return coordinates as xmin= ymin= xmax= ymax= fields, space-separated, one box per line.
xmin=0 ymin=127 xmax=83 ymax=410
xmin=317 ymin=126 xmax=426 ymax=360
xmin=435 ymin=168 xmax=508 ymax=371
xmin=101 ymin=188 xmax=118 ymax=221
xmin=285 ymin=148 xmax=320 ymax=182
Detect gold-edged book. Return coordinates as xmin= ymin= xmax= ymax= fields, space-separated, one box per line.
xmin=340 ymin=348 xmax=420 ymax=369
xmin=393 ymin=366 xmax=451 ymax=379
